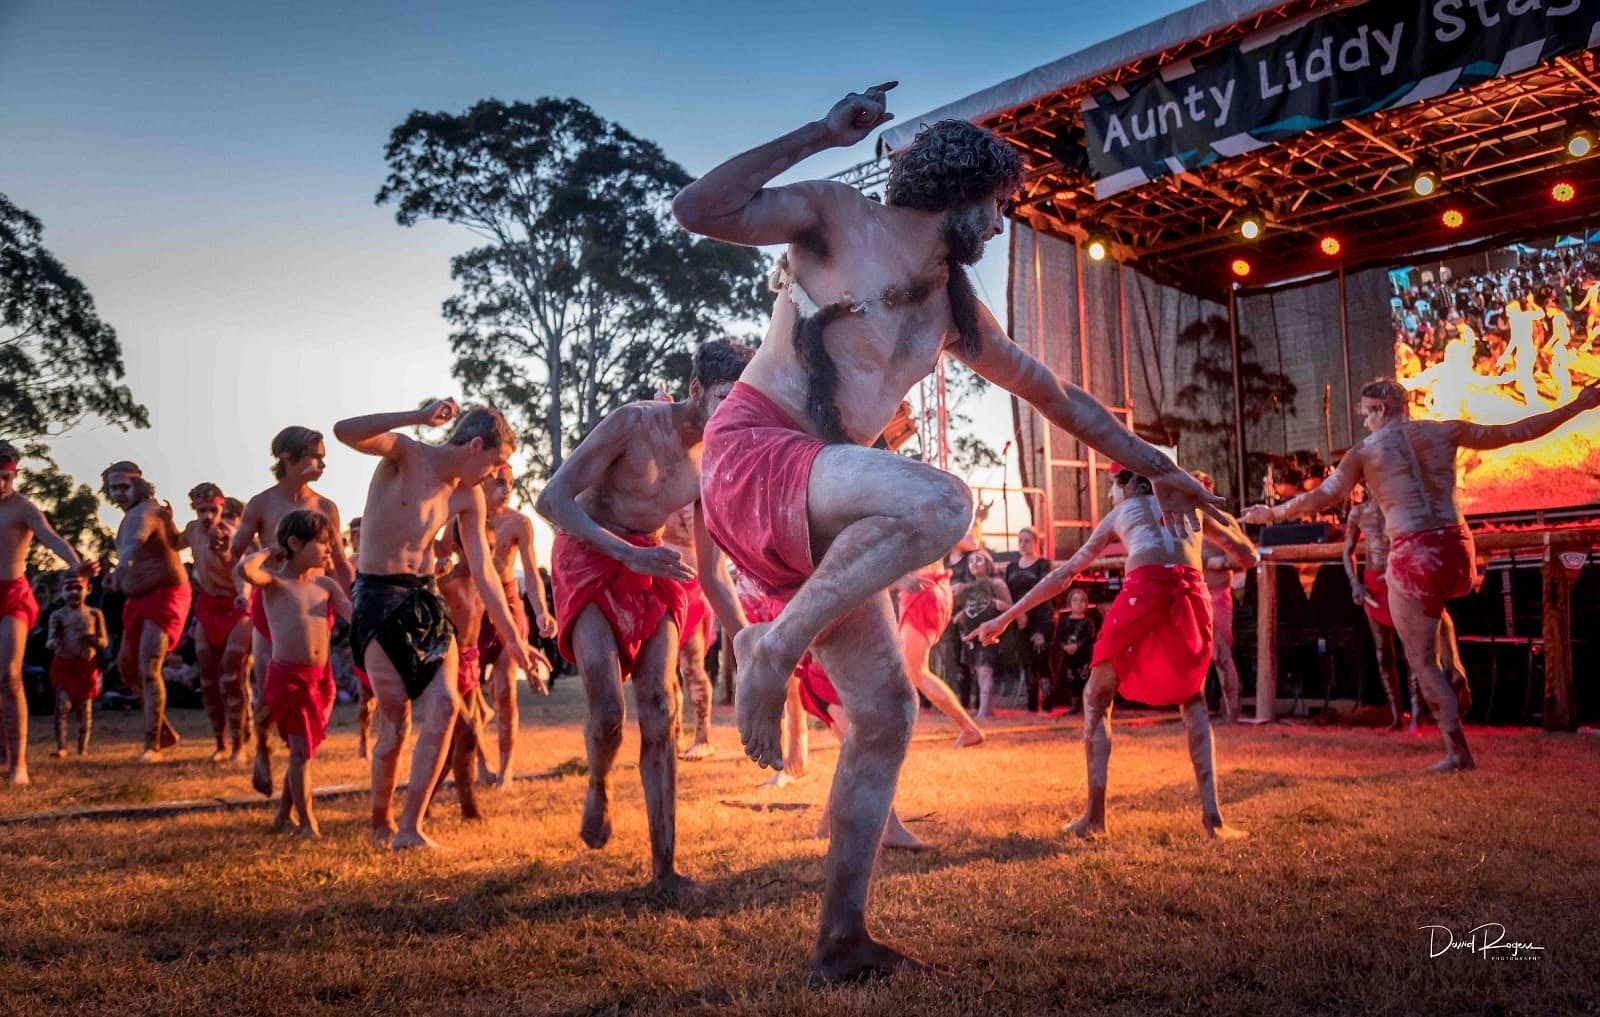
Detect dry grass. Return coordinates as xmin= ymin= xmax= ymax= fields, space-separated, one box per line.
xmin=3 ymin=680 xmax=1599 ymax=1016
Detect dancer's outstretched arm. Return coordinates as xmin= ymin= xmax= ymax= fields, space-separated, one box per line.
xmin=1454 ymin=383 xmax=1599 ymax=449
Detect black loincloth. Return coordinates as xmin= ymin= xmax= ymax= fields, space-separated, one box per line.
xmin=351 ymin=572 xmax=455 ymax=700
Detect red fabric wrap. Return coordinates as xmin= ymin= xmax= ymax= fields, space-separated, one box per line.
xmin=50 ymin=655 xmax=101 ymax=703
xmin=194 ymin=589 xmax=246 ymax=647
xmin=458 ymin=646 xmax=481 ymax=697
xmin=122 ymin=580 xmax=193 ymax=649
xmin=1362 ymin=569 xmax=1394 ymax=630
xmin=681 ymin=577 xmax=713 ymax=648
xmin=700 ymin=382 xmax=826 ymax=601
xmin=1387 ymin=523 xmax=1475 ymax=619
xmin=263 ymin=659 xmax=335 ymax=759
xmin=552 ymin=532 xmax=688 ymax=681
xmin=739 ymin=586 xmax=837 ymax=727
xmin=0 ymin=576 xmax=39 ymax=630
xmin=479 ymin=578 xmax=530 ymax=667
xmin=1092 ymin=564 xmax=1212 ymax=707
xmin=898 ymin=570 xmax=953 ymax=641
xmin=1208 ymin=585 xmax=1235 ymax=649
xmin=248 ymin=584 xmax=270 ymax=640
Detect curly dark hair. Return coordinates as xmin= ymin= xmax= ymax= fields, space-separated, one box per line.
xmin=270 ymin=426 xmax=323 ymax=480
xmin=276 ymin=508 xmax=333 ymax=552
xmin=188 ymin=482 xmax=225 ymax=504
xmin=885 ymin=120 xmax=1024 ymax=212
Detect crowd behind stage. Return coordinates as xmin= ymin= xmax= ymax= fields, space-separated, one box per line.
xmin=1391 ymin=245 xmax=1600 ymax=415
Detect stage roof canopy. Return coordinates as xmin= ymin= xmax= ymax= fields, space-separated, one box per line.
xmin=871 ymin=0 xmax=1600 ymax=300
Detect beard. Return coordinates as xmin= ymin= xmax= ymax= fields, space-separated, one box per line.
xmin=940 ymin=208 xmax=989 ymax=266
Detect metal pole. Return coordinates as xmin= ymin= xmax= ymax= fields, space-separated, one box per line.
xmin=1075 ymin=236 xmax=1098 ymax=528
xmin=1228 ymin=285 xmax=1248 ymax=511
xmin=1338 ymin=258 xmax=1354 ymax=447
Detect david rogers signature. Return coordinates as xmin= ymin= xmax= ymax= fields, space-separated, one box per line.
xmin=1420 ymin=923 xmax=1545 ymax=960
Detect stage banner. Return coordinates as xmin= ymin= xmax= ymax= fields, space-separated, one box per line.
xmin=1083 ymin=0 xmax=1600 ymax=198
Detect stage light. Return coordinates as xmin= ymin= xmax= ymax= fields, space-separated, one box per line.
xmin=1319 ymin=236 xmax=1341 ymax=256
xmin=1411 ymin=166 xmax=1441 ymax=197
xmin=1552 ymin=181 xmax=1576 ymax=203
xmin=1238 ymin=210 xmax=1265 ymax=240
xmin=1230 ymin=258 xmax=1252 ymax=278
xmin=1085 ymin=234 xmax=1110 ymax=261
xmin=1442 ymin=208 xmax=1465 ymax=228
xmin=1565 ymin=125 xmax=1594 ymax=159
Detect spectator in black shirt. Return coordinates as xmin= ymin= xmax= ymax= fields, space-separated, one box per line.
xmin=1003 ymin=527 xmax=1052 ymax=712
xmin=1049 ymin=588 xmax=1098 ymax=713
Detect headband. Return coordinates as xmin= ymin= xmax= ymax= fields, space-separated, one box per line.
xmin=0 ymin=463 xmax=17 ymax=476
xmin=191 ymin=497 xmax=225 ymax=508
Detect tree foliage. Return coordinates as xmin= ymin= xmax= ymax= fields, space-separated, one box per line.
xmin=1 ymin=193 xmax=148 ymax=442
xmin=376 ymin=98 xmax=769 ymax=480
xmin=1157 ymin=314 xmax=1296 ymax=501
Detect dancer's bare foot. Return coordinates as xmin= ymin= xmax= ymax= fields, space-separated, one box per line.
xmin=208 ymin=747 xmax=228 ymax=763
xmin=1384 ymin=714 xmax=1405 ymax=732
xmin=272 ymin=813 xmax=295 ymax=834
xmin=579 ymin=781 xmax=612 ymax=849
xmin=51 ymin=749 xmax=68 ymax=760
xmin=648 ymin=872 xmax=710 ymax=903
xmin=138 ymin=749 xmax=162 ymax=764
xmin=734 ymin=623 xmax=790 ymax=770
xmin=811 ymin=933 xmax=941 ymax=984
xmin=391 ymin=827 xmax=438 ymax=850
xmin=298 ymin=823 xmax=322 ymax=840
xmin=478 ymin=760 xmax=497 ymax=786
xmin=227 ymin=745 xmax=246 ymax=765
xmin=762 ymin=769 xmax=804 ymax=789
xmin=952 ymin=726 xmax=984 ymax=749
xmin=882 ymin=815 xmax=932 ymax=852
xmin=1204 ymin=818 xmax=1248 ymax=840
xmin=7 ymin=767 xmax=30 ymax=785
xmin=250 ymin=751 xmax=273 ymax=796
xmin=1064 ymin=813 xmax=1105 ymax=839
xmin=369 ymin=823 xmax=397 ymax=848
xmin=1449 ymin=669 xmax=1472 ymax=713
xmin=1426 ymin=755 xmax=1476 ymax=773
xmin=678 ymin=739 xmax=715 ymax=762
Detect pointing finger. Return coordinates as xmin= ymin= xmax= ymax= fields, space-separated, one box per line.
xmin=868 ymin=81 xmax=898 ymax=92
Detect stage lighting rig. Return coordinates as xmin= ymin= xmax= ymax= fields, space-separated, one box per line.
xmin=1411 ymin=163 xmax=1442 ymax=198
xmin=1565 ymin=123 xmax=1595 ymax=159
xmin=1237 ymin=209 xmax=1265 ymax=240
xmin=1085 ymin=233 xmax=1111 ymax=262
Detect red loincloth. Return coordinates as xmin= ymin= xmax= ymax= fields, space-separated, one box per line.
xmin=249 ymin=585 xmax=270 ymax=640
xmin=1362 ymin=569 xmax=1394 ymax=630
xmin=898 ymin=570 xmax=953 ymax=643
xmin=193 ymin=589 xmax=246 ymax=648
xmin=1208 ymin=585 xmax=1235 ymax=649
xmin=1387 ymin=523 xmax=1475 ymax=619
xmin=479 ymin=578 xmax=530 ymax=667
xmin=739 ymin=585 xmax=838 ymax=727
xmin=552 ymin=532 xmax=688 ymax=681
xmin=458 ymin=646 xmax=481 ymax=698
xmin=354 ymin=665 xmax=371 ymax=694
xmin=262 ymin=659 xmax=335 ymax=759
xmin=50 ymin=655 xmax=100 ymax=704
xmin=1092 ymin=564 xmax=1212 ymax=708
xmin=122 ymin=580 xmax=193 ymax=650
xmin=682 ymin=577 xmax=713 ymax=648
xmin=700 ymin=382 xmax=826 ymax=602
xmin=0 ymin=576 xmax=39 ymax=630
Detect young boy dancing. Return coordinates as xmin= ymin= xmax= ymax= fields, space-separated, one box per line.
xmin=237 ymin=510 xmax=350 ymax=838
xmin=47 ymin=576 xmax=107 ymax=757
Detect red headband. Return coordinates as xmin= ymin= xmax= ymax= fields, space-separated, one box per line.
xmin=0 ymin=463 xmax=17 ymax=476
xmin=191 ymin=497 xmax=225 ymax=508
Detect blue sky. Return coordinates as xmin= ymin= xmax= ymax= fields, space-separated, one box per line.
xmin=1 ymin=0 xmax=1191 ymax=549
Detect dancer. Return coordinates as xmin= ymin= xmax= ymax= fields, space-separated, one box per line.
xmin=335 ymin=399 xmax=539 ymax=849
xmin=1244 ymin=378 xmax=1600 ymax=770
xmin=534 ymin=339 xmax=751 ymax=894
xmin=972 ymin=468 xmax=1257 ymax=839
xmin=346 ymin=516 xmax=375 ymax=758
xmin=183 ymin=483 xmax=251 ymax=761
xmin=664 ymin=503 xmax=718 ymax=761
xmin=673 ymin=83 xmax=1218 ymax=979
xmin=1 ymin=441 xmax=96 ymax=784
xmin=479 ymin=464 xmax=556 ymax=785
xmin=1191 ymin=471 xmax=1252 ymax=723
xmin=895 ymin=561 xmax=982 ymax=746
xmin=428 ymin=523 xmax=497 ymax=819
xmin=1344 ymin=483 xmax=1420 ymax=730
xmin=105 ymin=461 xmax=190 ymax=761
xmin=47 ymin=576 xmax=107 ymax=758
xmin=237 ymin=510 xmax=351 ymax=838
xmin=233 ymin=427 xmax=355 ymax=793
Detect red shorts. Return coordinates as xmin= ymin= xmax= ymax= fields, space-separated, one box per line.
xmin=739 ymin=585 xmax=838 ymax=727
xmin=458 ymin=646 xmax=481 ymax=698
xmin=682 ymin=578 xmax=713 ymax=648
xmin=50 ymin=655 xmax=101 ymax=704
xmin=898 ymin=571 xmax=953 ymax=642
xmin=249 ymin=585 xmax=270 ymax=641
xmin=552 ymin=532 xmax=688 ymax=681
xmin=262 ymin=659 xmax=335 ymax=759
xmin=194 ymin=589 xmax=246 ymax=648
xmin=0 ymin=576 xmax=39 ymax=630
xmin=1092 ymin=564 xmax=1212 ymax=708
xmin=1387 ymin=523 xmax=1475 ymax=619
xmin=1362 ymin=569 xmax=1394 ymax=630
xmin=700 ymin=382 xmax=826 ymax=601
xmin=1208 ymin=585 xmax=1235 ymax=649
xmin=122 ymin=580 xmax=193 ymax=650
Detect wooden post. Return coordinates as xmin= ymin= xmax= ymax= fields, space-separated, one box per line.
xmin=1541 ymin=545 xmax=1575 ymax=731
xmin=1254 ymin=560 xmax=1278 ymax=722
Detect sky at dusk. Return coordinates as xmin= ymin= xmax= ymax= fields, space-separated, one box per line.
xmin=2 ymin=0 xmax=1192 ymax=558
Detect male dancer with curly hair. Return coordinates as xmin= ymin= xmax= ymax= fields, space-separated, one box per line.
xmin=674 ymin=82 xmax=1219 ymax=980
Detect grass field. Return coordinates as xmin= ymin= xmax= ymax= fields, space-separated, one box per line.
xmin=3 ymin=677 xmax=1598 ymax=1016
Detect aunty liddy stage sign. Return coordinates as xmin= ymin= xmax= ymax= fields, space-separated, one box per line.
xmin=1083 ymin=0 xmax=1600 ymax=198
